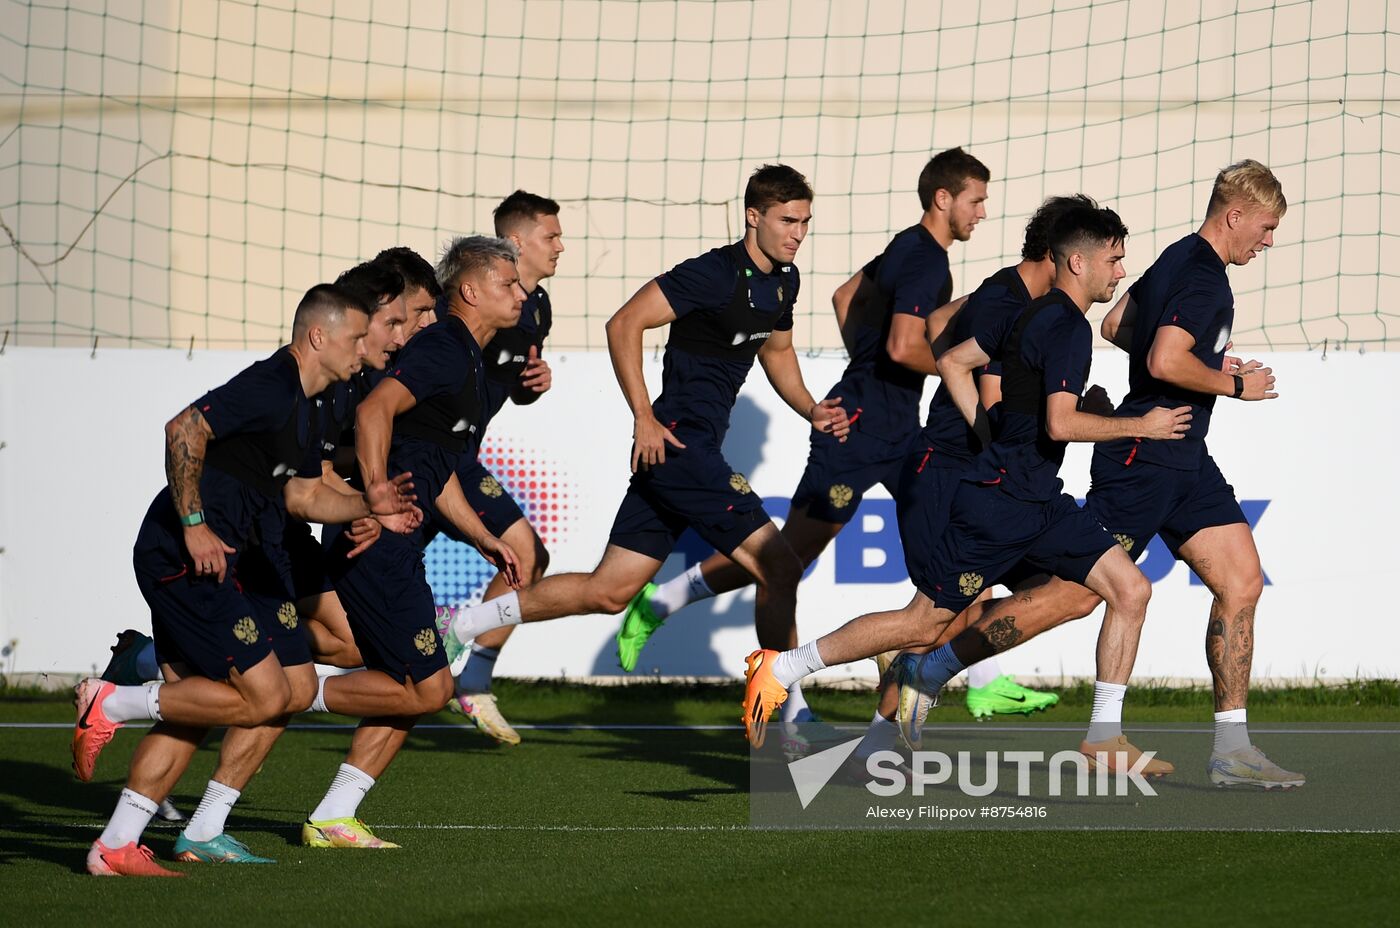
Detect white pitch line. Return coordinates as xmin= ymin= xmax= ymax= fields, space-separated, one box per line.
xmin=21 ymin=822 xmax=1399 ymax=834
xmin=0 ymin=722 xmax=741 ymax=731
xmin=2 ymin=722 xmax=1397 ymax=734
xmin=37 ymin=821 xmax=749 ymax=833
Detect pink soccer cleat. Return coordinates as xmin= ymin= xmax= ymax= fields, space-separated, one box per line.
xmin=72 ymin=678 xmax=123 ymax=782
xmin=86 ymin=840 xmax=184 ymax=877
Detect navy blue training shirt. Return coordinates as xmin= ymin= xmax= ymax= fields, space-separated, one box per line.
xmin=920 ymin=264 xmax=1031 ymax=462
xmin=831 ymin=225 xmax=951 ymax=442
xmin=653 ymin=241 xmax=797 ymax=444
xmin=1097 ymin=233 xmax=1231 ymax=470
xmin=384 ymin=314 xmax=487 ymax=521
xmin=481 ymin=285 xmax=553 ymax=427
xmin=965 ymin=288 xmax=1092 ymax=501
xmin=136 ymin=348 xmax=323 ymax=573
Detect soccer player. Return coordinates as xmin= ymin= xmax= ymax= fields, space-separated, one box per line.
xmin=294 ymin=249 xmax=443 ymax=670
xmin=886 ymin=167 xmax=1301 ymax=787
xmin=743 ymin=202 xmax=1191 ymax=771
xmin=1093 ymin=160 xmax=1300 ymax=787
xmin=845 ymin=194 xmax=1107 ymax=765
xmin=74 ymin=284 xmax=417 ymax=876
xmin=616 ymin=149 xmax=1059 ymax=719
xmin=437 ymin=165 xmax=849 ymax=701
xmin=302 ymin=236 xmax=523 ymax=849
xmin=441 ymin=191 xmax=563 ymax=744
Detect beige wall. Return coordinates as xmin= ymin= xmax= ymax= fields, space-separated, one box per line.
xmin=2 ymin=0 xmax=1395 ymax=351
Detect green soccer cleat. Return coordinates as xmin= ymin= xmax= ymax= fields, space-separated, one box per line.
xmin=172 ymin=832 xmax=275 ymax=864
xmin=302 ymin=818 xmax=400 ymax=849
xmin=965 ymin=675 xmax=1060 ymax=719
xmin=435 ymin=606 xmax=471 ymax=676
xmin=616 ymin=582 xmax=666 ymax=672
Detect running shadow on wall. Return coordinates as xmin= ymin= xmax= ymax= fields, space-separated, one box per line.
xmin=587 ymin=394 xmax=794 ymax=678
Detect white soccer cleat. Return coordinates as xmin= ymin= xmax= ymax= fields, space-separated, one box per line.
xmin=1208 ymin=744 xmax=1306 ymax=789
xmin=893 ymin=654 xmax=937 ymax=751
xmin=449 ymin=692 xmax=521 ymax=745
xmin=155 ymin=798 xmax=185 ymax=822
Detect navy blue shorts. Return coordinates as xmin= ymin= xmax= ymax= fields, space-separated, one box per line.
xmin=233 ymin=543 xmax=314 ymax=669
xmin=791 ymin=427 xmax=913 ymax=524
xmin=918 ymin=483 xmax=1117 ymax=613
xmin=325 ymin=524 xmax=447 ymax=684
xmin=1086 ymin=449 xmax=1246 ymax=561
xmin=451 ymin=459 xmax=527 ymax=539
xmin=895 ymin=455 xmax=965 ymax=598
xmin=134 ymin=555 xmax=274 ymax=681
xmin=608 ymin=438 xmax=770 ymax=561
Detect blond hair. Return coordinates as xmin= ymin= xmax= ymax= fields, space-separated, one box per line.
xmin=1206 ymin=159 xmax=1287 ymax=218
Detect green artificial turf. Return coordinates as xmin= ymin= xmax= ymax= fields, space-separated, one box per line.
xmin=2 ymin=682 xmax=1396 ymax=925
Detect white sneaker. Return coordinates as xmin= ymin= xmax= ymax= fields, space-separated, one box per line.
xmin=893 ymin=654 xmax=937 ymax=751
xmin=779 ymin=708 xmax=820 ymax=761
xmin=449 ymin=692 xmax=521 ymax=745
xmin=1208 ymin=744 xmax=1305 ymax=789
xmin=155 ymin=798 xmax=185 ymax=822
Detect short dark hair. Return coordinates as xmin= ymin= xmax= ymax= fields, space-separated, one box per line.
xmin=373 ymin=246 xmax=442 ymax=299
xmin=1048 ymin=200 xmax=1129 ymax=265
xmin=1021 ymin=194 xmax=1097 ymax=261
xmin=917 ymin=147 xmax=991 ymax=211
xmin=744 ymin=164 xmax=813 ymax=212
xmin=291 ymin=283 xmax=368 ymax=340
xmin=493 ymin=190 xmax=561 ymax=236
xmin=334 ymin=260 xmax=404 ymax=314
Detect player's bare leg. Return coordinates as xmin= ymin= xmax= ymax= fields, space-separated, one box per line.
xmin=301 ymin=592 xmax=362 ymax=669
xmin=174 ymin=663 xmax=318 ymax=864
xmin=1180 ymin=523 xmax=1302 ymax=787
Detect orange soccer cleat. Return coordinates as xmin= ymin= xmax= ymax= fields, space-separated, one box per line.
xmin=741 ymin=649 xmax=789 ymax=749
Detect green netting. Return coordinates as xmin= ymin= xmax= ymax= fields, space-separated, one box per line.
xmin=1 ymin=0 xmax=1395 ymax=352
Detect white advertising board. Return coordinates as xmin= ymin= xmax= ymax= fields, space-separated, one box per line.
xmin=0 ymin=346 xmax=1394 ymax=682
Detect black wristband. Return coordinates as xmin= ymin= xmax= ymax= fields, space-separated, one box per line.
xmin=972 ymin=404 xmax=993 ymax=448
xmin=1232 ymin=374 xmax=1245 ymax=398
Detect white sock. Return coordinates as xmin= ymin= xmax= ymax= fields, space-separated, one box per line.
xmin=310 ymin=674 xmax=331 ymax=713
xmin=771 ymin=641 xmax=826 ymax=689
xmin=135 ymin=640 xmax=160 ymax=681
xmin=915 ymin=645 xmax=965 ymax=694
xmin=1213 ymin=708 xmax=1250 ymax=753
xmin=182 ymin=780 xmax=241 ymax=842
xmin=966 ymin=656 xmax=1004 ymax=689
xmin=98 ymin=788 xmax=158 ymax=848
xmin=779 ymin=682 xmax=810 ymax=723
xmin=450 ymin=591 xmax=522 ymax=644
xmin=310 ymin=763 xmax=376 ymax=822
xmin=854 ymin=711 xmax=899 ymax=760
xmin=1087 ymin=680 xmax=1128 ymax=742
xmin=650 ymin=563 xmax=714 ymax=619
xmin=102 ymin=682 xmax=163 ymax=722
xmin=458 ymin=643 xmax=500 ymax=694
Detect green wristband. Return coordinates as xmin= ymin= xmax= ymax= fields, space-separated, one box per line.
xmin=180 ymin=511 xmax=206 ymax=527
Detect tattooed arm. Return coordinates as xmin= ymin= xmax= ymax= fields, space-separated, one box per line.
xmin=164 ymin=405 xmax=235 ymax=582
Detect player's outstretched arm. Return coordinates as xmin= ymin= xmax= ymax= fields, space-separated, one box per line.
xmin=1100 ymin=292 xmax=1137 ymax=352
xmin=355 ymin=377 xmax=419 ymax=511
xmin=1146 ymin=327 xmax=1277 ymax=400
xmin=1045 ymin=392 xmax=1192 ymax=442
xmin=926 ymin=295 xmax=971 ymax=360
xmin=164 ymin=405 xmax=235 ymax=582
xmin=935 ymin=335 xmax=994 ymax=443
xmin=437 ymin=471 xmax=521 ymax=588
xmin=757 ymin=328 xmax=850 ymax=441
xmin=604 ymin=280 xmax=685 ymax=472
